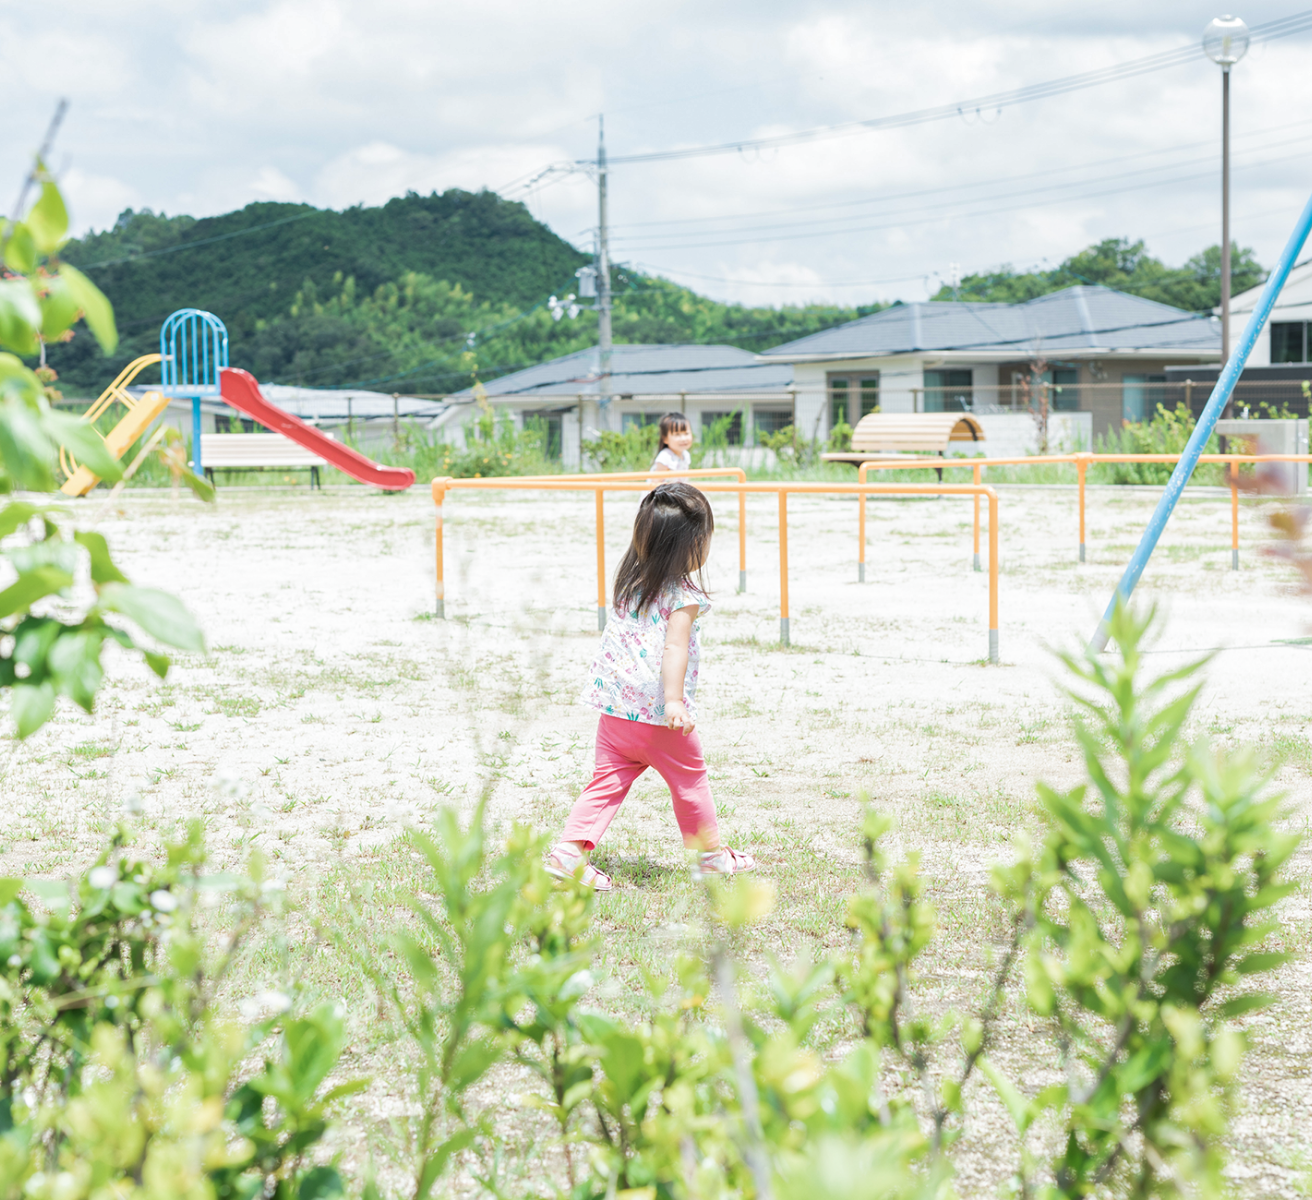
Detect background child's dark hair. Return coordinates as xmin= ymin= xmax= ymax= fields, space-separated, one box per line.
xmin=612 ymin=482 xmax=713 ymax=614
xmin=657 ymin=411 xmax=690 ymax=451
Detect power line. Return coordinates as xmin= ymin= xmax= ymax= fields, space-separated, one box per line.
xmin=608 ymin=115 xmax=1312 ymax=233
xmin=608 ymin=139 xmax=1312 ymax=254
xmin=74 ymin=209 xmax=323 ymax=270
xmin=591 ymin=11 xmax=1312 ymax=167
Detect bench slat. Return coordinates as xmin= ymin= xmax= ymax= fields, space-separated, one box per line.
xmin=201 ymin=433 xmax=334 ymax=467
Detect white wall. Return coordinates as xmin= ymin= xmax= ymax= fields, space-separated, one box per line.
xmin=970 ymin=412 xmax=1092 ymax=457
xmin=1229 ymin=260 xmax=1312 ymax=362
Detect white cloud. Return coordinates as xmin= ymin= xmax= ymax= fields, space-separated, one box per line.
xmin=250 ymin=166 xmax=302 ymax=201
xmin=7 ymin=0 xmax=1311 ymax=305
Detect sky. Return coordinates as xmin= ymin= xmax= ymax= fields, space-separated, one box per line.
xmin=5 ymin=0 xmax=1312 ymax=309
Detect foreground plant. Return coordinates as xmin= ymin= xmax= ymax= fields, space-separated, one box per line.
xmin=1 ymin=163 xmax=205 ymax=737
xmin=0 ymin=822 xmax=356 ymax=1199
xmin=987 ymin=602 xmax=1297 ymax=1198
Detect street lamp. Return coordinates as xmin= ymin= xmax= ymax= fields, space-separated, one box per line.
xmin=1203 ymin=15 xmax=1250 ymax=370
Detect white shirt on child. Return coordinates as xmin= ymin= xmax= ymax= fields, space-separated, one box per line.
xmin=581 ymin=582 xmax=710 ymax=725
xmin=651 ymin=447 xmax=691 ymax=472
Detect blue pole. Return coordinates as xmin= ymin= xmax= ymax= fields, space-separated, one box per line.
xmin=192 ymin=395 xmax=203 ymax=476
xmin=1090 ymin=188 xmax=1312 ymax=653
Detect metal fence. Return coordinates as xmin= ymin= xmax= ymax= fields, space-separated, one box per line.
xmin=908 ymin=380 xmax=1312 ymax=419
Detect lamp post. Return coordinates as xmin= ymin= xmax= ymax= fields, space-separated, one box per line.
xmin=1203 ymin=15 xmax=1250 ymax=374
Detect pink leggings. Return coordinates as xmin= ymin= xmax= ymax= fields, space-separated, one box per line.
xmin=562 ymin=715 xmax=720 ymax=851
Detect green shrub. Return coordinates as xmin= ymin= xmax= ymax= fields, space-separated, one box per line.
xmin=0 ymin=824 xmax=355 ymax=1199
xmin=1091 ymin=403 xmax=1222 ymax=485
xmin=381 ymin=406 xmax=559 ymax=479
xmin=582 ymin=421 xmax=660 ymax=472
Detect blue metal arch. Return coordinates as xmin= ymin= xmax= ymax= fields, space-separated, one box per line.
xmin=159 ymin=308 xmax=228 ymax=397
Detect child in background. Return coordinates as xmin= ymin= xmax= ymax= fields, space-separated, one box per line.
xmin=546 ymin=482 xmax=755 ymax=891
xmin=650 ymin=412 xmax=693 ymax=474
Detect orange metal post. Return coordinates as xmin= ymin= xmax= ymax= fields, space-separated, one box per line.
xmin=595 ymin=487 xmax=607 ymax=630
xmin=1077 ymin=457 xmax=1088 ymax=563
xmin=778 ymin=489 xmax=790 ymax=645
xmin=432 ymin=479 xmax=449 ymax=618
xmin=972 ymin=463 xmax=982 ymax=571
xmin=1230 ymin=461 xmax=1240 ymax=570
xmin=857 ymin=462 xmax=868 ymax=582
xmin=988 ymin=489 xmax=999 ymax=662
xmin=738 ymin=488 xmax=747 ymax=592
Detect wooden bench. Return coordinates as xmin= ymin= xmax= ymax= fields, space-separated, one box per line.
xmin=200 ymin=432 xmax=335 ymax=489
xmin=822 ymin=413 xmax=985 ymax=478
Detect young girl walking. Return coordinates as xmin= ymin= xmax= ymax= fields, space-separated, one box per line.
xmin=649 ymin=412 xmax=693 ymax=474
xmin=546 ymin=481 xmax=755 ymax=891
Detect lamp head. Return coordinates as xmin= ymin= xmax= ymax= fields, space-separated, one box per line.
xmin=1203 ymin=15 xmax=1250 ymax=65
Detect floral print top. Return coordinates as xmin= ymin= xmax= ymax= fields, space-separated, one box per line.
xmin=581 ymin=582 xmax=710 ymax=725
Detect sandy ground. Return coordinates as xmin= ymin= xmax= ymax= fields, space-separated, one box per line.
xmin=3 ymin=480 xmax=1310 ymax=1194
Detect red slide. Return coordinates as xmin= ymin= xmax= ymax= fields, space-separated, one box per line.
xmin=219 ymin=368 xmax=415 ymax=491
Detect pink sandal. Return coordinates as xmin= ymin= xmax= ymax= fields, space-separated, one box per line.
xmin=696 ymin=846 xmax=756 ymax=878
xmin=545 ymin=845 xmax=614 ymax=892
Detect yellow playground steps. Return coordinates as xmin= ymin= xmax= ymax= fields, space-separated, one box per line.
xmin=60 ymin=355 xmax=171 ymax=497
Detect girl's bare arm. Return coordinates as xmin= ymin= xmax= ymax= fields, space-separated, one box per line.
xmin=662 ymin=605 xmax=699 ymax=735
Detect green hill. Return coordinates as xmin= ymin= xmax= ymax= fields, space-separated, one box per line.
xmin=47 ymin=193 xmax=871 ymax=397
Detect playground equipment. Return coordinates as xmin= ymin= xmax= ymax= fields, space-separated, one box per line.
xmin=159 ymin=308 xmax=228 ymax=480
xmin=431 ymin=474 xmax=1001 ymax=662
xmin=1092 ymin=187 xmax=1312 ymax=650
xmin=218 ymin=369 xmax=415 ymax=491
xmin=59 ymin=356 xmax=170 ymax=497
xmin=60 ymin=308 xmax=415 ymax=495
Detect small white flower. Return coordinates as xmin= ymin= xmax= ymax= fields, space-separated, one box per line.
xmin=122 ymin=793 xmax=144 ymax=815
xmin=215 ymin=769 xmax=249 ymax=800
xmin=149 ymin=890 xmax=178 ymax=913
xmin=7 ymin=955 xmax=20 ymax=968
xmin=88 ymin=866 xmax=117 ymax=890
xmin=239 ymin=990 xmax=292 ymax=1020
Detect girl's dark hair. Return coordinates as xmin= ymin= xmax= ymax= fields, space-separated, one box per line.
xmin=612 ymin=482 xmax=713 ymax=615
xmin=657 ymin=411 xmax=690 ymax=451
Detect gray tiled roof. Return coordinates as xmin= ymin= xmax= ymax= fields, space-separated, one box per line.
xmin=758 ymin=285 xmax=1219 ymax=360
xmin=459 ymin=343 xmax=793 ymax=398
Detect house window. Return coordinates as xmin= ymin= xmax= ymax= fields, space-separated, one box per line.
xmin=829 ymin=380 xmax=849 ymax=429
xmin=701 ymin=410 xmax=743 ymax=446
xmin=1051 ymin=367 xmax=1080 ymax=412
xmin=753 ymin=408 xmax=794 ymax=438
xmin=827 ymin=372 xmax=880 ymax=426
xmin=524 ymin=413 xmax=563 ymax=458
xmin=1271 ymin=322 xmax=1308 ymax=363
xmin=1122 ymin=374 xmax=1167 ymax=424
xmin=923 ymin=368 xmax=973 ymax=412
xmin=621 ymin=412 xmax=661 ymax=431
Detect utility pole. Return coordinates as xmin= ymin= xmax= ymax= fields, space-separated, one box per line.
xmin=596 ymin=115 xmax=613 ymax=425
xmin=1221 ymin=62 xmax=1232 ymax=370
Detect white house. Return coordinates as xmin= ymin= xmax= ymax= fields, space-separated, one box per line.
xmin=446 ymin=343 xmax=797 ymax=468
xmin=1227 ymin=257 xmax=1312 ymax=365
xmin=756 ymin=285 xmax=1220 ymax=447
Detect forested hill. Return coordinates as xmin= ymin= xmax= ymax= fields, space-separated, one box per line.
xmin=47 ymin=192 xmax=1260 ymax=399
xmin=48 ymin=192 xmax=871 ymax=397
xmin=929 ymin=238 xmax=1266 ymax=309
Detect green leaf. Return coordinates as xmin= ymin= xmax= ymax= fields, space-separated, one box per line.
xmin=0 ymin=280 xmax=41 ymax=357
xmin=56 ymin=264 xmax=117 ymax=354
xmin=11 ymin=681 xmax=56 ymax=737
xmin=1234 ymin=951 xmax=1290 ymax=976
xmin=176 ymin=463 xmax=216 ymax=502
xmin=143 ymin=650 xmax=170 ymax=678
xmin=0 ymin=565 xmax=73 ymax=618
xmin=2 ymin=224 xmax=36 ymax=275
xmin=979 ymin=1058 xmax=1036 ymax=1132
xmin=73 ymin=531 xmax=130 ymax=585
xmin=45 ymin=410 xmax=123 ymax=482
xmin=447 ymin=1039 xmax=501 ymax=1092
xmin=1219 ymin=992 xmax=1276 ymax=1018
xmin=297 ymin=1166 xmax=344 ymax=1200
xmin=39 ymin=274 xmax=82 ymax=341
xmin=25 ymin=180 xmax=69 ymax=254
xmin=98 ymin=584 xmax=205 ymax=652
